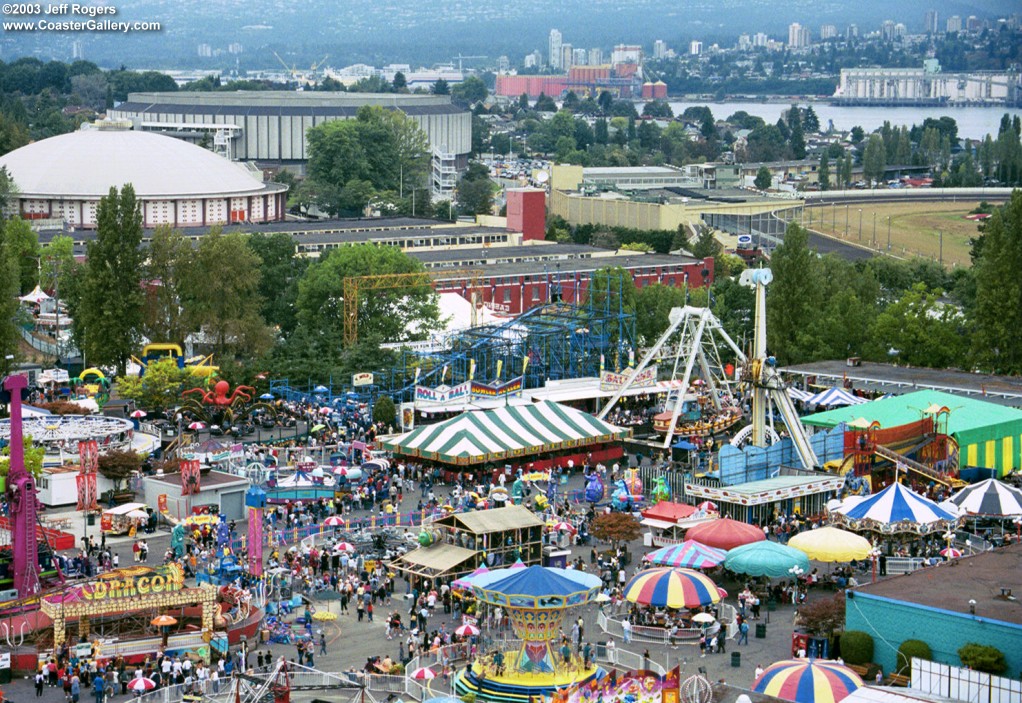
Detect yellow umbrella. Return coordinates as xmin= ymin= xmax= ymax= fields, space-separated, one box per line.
xmin=311 ymin=611 xmax=337 ymax=621
xmin=846 ymin=417 xmax=873 ymax=430
xmin=788 ymin=526 xmax=872 ymax=562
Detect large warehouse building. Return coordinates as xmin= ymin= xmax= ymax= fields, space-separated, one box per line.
xmin=0 ymin=124 xmax=288 ymax=228
xmin=108 ymin=91 xmax=473 ymax=169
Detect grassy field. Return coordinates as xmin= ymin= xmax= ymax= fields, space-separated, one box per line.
xmin=805 ymin=200 xmax=988 ymax=268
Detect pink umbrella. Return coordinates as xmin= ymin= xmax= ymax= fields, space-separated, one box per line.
xmin=551 ymin=521 xmax=577 ymax=533
xmin=319 ymin=407 xmax=332 ymax=415
xmin=508 ymin=559 xmax=526 ymax=569
xmin=128 ymin=678 xmax=157 ymax=692
xmin=698 ymin=501 xmax=718 ymax=512
xmin=187 ymin=421 xmax=205 ymax=430
xmin=408 ymin=667 xmax=435 ymax=680
xmin=130 ymin=410 xmax=147 ymax=418
xmin=333 ymin=466 xmax=348 ymax=476
xmin=940 ymin=547 xmax=963 ymax=558
xmin=323 ymin=516 xmax=345 ymax=527
xmin=455 ymin=623 xmax=480 ymax=637
xmin=334 ymin=542 xmax=356 ymax=553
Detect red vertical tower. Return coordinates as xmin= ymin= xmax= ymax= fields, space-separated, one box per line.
xmin=506 ymin=188 xmax=546 ymax=241
xmin=3 ymin=374 xmax=41 ymax=598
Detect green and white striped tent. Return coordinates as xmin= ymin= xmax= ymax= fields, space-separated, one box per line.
xmin=382 ymin=401 xmax=629 ymax=465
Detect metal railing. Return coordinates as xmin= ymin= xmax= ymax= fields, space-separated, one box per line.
xmin=597 ymin=606 xmax=737 ymax=647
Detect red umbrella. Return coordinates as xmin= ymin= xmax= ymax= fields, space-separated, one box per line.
xmin=687 ymin=517 xmax=766 ymax=551
xmin=128 ymin=678 xmax=157 ymax=692
xmin=455 ymin=623 xmax=480 ymax=637
xmin=323 ymin=516 xmax=345 ymax=527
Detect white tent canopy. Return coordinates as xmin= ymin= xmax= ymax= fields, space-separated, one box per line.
xmin=19 ymin=285 xmax=51 ymax=304
xmin=807 ymin=387 xmax=867 ymax=407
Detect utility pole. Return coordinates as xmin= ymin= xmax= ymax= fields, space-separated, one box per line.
xmin=858 ymin=208 xmax=862 ymax=241
xmin=887 ymin=216 xmax=891 ymax=251
xmin=872 ymin=211 xmax=877 ymax=247
xmin=845 ymin=205 xmax=849 ymax=237
xmin=939 ymin=230 xmax=943 ymax=267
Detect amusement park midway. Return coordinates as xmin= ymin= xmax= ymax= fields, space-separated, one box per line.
xmin=4 ymin=268 xmax=1022 ymax=703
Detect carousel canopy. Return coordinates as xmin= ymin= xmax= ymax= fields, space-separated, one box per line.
xmin=19 ymin=285 xmax=51 ymax=304
xmin=787 ymin=527 xmax=872 ymax=563
xmin=381 ymin=400 xmax=627 ymax=465
xmin=686 ymin=517 xmax=766 ymax=550
xmin=467 ymin=565 xmax=601 ymax=608
xmin=836 ymin=482 xmax=957 ymax=525
xmin=622 ymin=567 xmax=722 ymax=609
xmin=645 ymin=540 xmax=727 ymax=569
xmin=724 ymin=540 xmax=810 ymax=578
xmin=753 ymin=659 xmax=863 ymax=703
xmin=806 ymin=388 xmax=867 ymax=407
xmin=946 ymin=478 xmax=1022 ymax=517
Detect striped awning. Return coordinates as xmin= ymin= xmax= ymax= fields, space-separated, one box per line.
xmin=382 ymin=401 xmax=629 ymax=465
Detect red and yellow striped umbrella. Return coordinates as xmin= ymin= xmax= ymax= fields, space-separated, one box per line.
xmin=622 ymin=567 xmax=722 ymax=609
xmin=752 ymin=659 xmax=863 ymax=703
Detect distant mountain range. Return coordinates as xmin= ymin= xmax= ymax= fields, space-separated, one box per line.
xmin=1 ymin=0 xmax=1017 ymax=69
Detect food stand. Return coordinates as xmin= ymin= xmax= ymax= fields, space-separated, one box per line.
xmin=101 ymin=502 xmax=151 ymax=535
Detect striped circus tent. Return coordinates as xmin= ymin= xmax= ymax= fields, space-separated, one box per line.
xmin=836 ymin=482 xmax=958 ymax=525
xmin=622 ymin=567 xmax=722 ymax=609
xmin=946 ymin=478 xmax=1022 ymax=517
xmin=645 ymin=540 xmax=728 ymax=569
xmin=753 ymin=659 xmax=863 ymax=703
xmin=381 ymin=400 xmax=628 ymax=465
xmin=807 ymin=387 xmax=867 ymax=407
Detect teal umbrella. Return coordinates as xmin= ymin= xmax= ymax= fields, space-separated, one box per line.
xmin=724 ymin=540 xmax=809 ymax=579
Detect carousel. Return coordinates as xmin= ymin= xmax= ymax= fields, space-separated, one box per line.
xmin=453 ymin=565 xmax=604 ymax=703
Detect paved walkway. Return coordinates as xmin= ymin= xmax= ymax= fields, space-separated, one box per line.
xmin=13 ymin=472 xmax=849 ymax=698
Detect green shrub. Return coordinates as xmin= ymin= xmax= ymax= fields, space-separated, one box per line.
xmin=957 ymin=643 xmax=1007 ymax=675
xmin=840 ymin=630 xmax=874 ymax=665
xmin=460 ymin=694 xmax=477 ymax=703
xmin=896 ymin=639 xmax=931 ymax=674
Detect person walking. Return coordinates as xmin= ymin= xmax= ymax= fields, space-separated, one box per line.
xmin=319 ymin=631 xmax=327 ymax=656
xmin=621 ymin=618 xmax=631 ymax=644
xmin=35 ymin=670 xmax=45 ymax=697
xmin=738 ymin=621 xmax=749 ymax=645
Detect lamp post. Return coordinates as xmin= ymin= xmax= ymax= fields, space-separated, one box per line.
xmin=857 ymin=208 xmax=863 ymax=241
xmin=869 ymin=547 xmax=881 ymax=583
xmin=887 ymin=216 xmax=891 ymax=251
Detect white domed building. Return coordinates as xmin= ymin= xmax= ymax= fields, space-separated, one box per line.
xmin=0 ymin=124 xmax=288 ymax=228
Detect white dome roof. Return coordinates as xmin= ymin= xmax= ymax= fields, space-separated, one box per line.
xmin=0 ymin=128 xmax=268 ymax=198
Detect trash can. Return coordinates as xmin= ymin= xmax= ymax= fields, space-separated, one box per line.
xmin=731 ymin=652 xmax=741 ymax=668
xmin=0 ymin=667 xmax=11 ymax=684
xmin=87 ymin=513 xmax=96 ymax=526
xmin=767 ymin=599 xmax=777 ymax=612
xmin=755 ymin=623 xmax=767 ymax=639
xmin=596 ymin=642 xmax=607 ymax=658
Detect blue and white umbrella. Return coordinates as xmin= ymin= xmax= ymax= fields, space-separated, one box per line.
xmin=946 ymin=479 xmax=1022 ymax=517
xmin=836 ymin=482 xmax=957 ymax=525
xmin=807 ymin=387 xmax=867 ymax=407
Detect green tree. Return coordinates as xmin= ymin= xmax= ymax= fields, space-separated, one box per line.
xmin=115 ymin=357 xmax=191 ymax=413
xmin=534 ymin=93 xmax=557 ymax=112
xmin=818 ymin=153 xmax=831 ymax=191
xmin=863 ymin=133 xmax=886 ymax=186
xmin=634 ymin=284 xmax=686 ymax=344
xmin=372 ymin=396 xmax=397 ymax=426
xmin=451 ymin=76 xmax=487 ymax=106
xmin=872 ymin=283 xmax=965 ymax=368
xmin=141 ymin=226 xmax=191 ymax=345
xmin=295 ymin=244 xmax=440 ymax=343
xmin=690 ymin=226 xmax=721 ymax=259
xmin=246 ymin=232 xmax=308 ymax=335
xmin=588 ymin=266 xmax=637 ymax=321
xmin=972 ymin=192 xmax=1022 ymax=373
xmin=76 ymin=185 xmax=145 ymax=374
xmin=179 ymin=228 xmax=273 ymax=361
xmin=392 ymin=71 xmax=407 ymax=91
xmin=754 ymin=166 xmax=772 ymax=190
xmin=957 ymin=643 xmax=1007 ymax=675
xmin=39 ymin=234 xmax=75 ymax=295
xmin=432 ymin=78 xmax=450 ymax=95
xmin=641 ymin=101 xmax=673 ymax=118
xmin=767 ymin=222 xmax=820 ymax=364
xmin=802 ymin=105 xmax=820 ymax=133
xmin=457 ymin=163 xmax=494 ymax=216
xmin=841 ymin=154 xmax=854 ymax=188
xmin=787 ymin=105 xmax=806 ymax=159
xmin=305 ymin=106 xmax=430 ymax=216
xmin=3 ymin=218 xmax=40 ymax=294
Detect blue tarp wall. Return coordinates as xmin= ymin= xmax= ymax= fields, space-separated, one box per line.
xmin=717 ymin=426 xmax=845 ymax=486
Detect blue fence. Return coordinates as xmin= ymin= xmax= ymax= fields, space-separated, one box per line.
xmin=717 ymin=426 xmax=845 ymax=485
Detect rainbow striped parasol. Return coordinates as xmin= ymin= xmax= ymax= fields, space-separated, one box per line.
xmin=752 ymin=659 xmax=863 ymax=703
xmin=622 ymin=567 xmax=722 ymax=609
xmin=645 ymin=540 xmax=728 ymax=569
